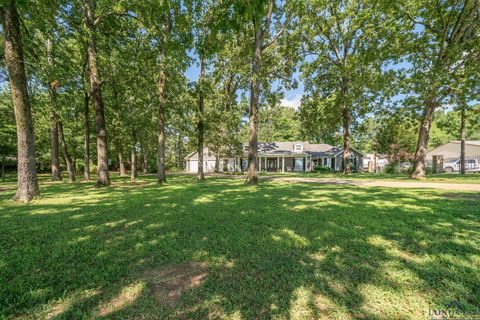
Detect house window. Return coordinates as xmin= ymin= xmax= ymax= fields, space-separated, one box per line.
xmin=294 ymin=144 xmax=303 ymax=152
xmin=294 ymin=158 xmax=304 ymax=171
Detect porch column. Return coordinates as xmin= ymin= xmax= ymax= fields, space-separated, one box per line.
xmin=259 ymin=156 xmax=262 ymax=172
xmin=277 ymin=157 xmax=279 ymax=172
xmin=282 ymin=157 xmax=285 ymax=172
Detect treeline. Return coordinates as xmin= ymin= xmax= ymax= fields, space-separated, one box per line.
xmin=0 ymin=0 xmax=479 ymax=201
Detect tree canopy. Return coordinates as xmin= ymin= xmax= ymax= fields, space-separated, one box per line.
xmin=1 ymin=0 xmax=479 ymax=199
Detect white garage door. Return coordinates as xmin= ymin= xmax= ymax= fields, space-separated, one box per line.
xmin=189 ymin=160 xmax=198 ymax=173
xmin=206 ymin=160 xmax=216 ymax=172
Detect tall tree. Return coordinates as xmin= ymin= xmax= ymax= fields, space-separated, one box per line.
xmin=136 ymin=0 xmax=190 ymax=184
xmin=1 ymin=0 xmax=40 ymax=201
xmin=83 ymin=0 xmax=110 ymax=187
xmin=196 ymin=58 xmax=206 ymax=181
xmin=58 ymin=121 xmax=75 ymax=182
xmin=191 ymin=0 xmax=221 ymax=182
xmin=242 ymin=0 xmax=292 ymax=184
xmin=45 ymin=36 xmax=62 ymax=181
xmin=82 ymin=91 xmax=91 ymax=180
xmin=156 ymin=14 xmax=170 ymax=184
xmin=299 ymin=0 xmax=393 ymax=174
xmin=398 ymin=0 xmax=480 ymax=178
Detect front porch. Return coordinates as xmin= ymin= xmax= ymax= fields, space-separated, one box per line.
xmin=226 ymin=155 xmax=315 ymax=172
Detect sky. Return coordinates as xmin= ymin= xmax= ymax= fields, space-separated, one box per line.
xmin=185 ymin=61 xmax=304 ymax=110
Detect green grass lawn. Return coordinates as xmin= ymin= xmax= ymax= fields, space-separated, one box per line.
xmin=263 ymin=172 xmax=480 ymax=184
xmin=1 ymin=175 xmax=479 ymax=319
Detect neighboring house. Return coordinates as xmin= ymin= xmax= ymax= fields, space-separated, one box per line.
xmin=362 ymin=153 xmax=388 ymax=172
xmin=426 ymin=141 xmax=480 ymax=162
xmin=185 ymin=141 xmax=363 ymax=173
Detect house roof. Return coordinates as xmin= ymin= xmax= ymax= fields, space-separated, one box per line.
xmin=253 ymin=141 xmax=333 ymax=154
xmin=246 ymin=141 xmax=334 ymax=155
xmin=185 ymin=142 xmax=364 ymax=160
xmin=426 ymin=140 xmax=480 ymax=159
xmin=247 ymin=141 xmax=364 ymax=157
xmin=449 ymin=140 xmax=480 ymax=146
xmin=184 ymin=147 xmax=217 ymax=161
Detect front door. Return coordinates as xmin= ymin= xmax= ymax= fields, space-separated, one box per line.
xmin=294 ymin=158 xmax=304 ymax=171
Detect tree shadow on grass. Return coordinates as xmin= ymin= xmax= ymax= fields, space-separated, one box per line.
xmin=1 ymin=176 xmax=479 ymax=319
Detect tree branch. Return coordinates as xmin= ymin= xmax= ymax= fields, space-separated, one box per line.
xmin=262 ymin=13 xmax=291 ymax=50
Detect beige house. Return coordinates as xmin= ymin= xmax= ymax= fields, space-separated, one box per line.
xmin=427 ymin=141 xmax=480 ymax=161
xmin=185 ymin=141 xmax=363 ymax=173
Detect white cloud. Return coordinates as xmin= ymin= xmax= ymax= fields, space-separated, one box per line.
xmin=280 ymin=94 xmax=302 ymax=110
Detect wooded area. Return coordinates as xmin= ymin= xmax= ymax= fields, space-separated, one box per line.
xmin=1 ymin=0 xmax=479 ymax=201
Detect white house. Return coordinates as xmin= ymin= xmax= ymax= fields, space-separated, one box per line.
xmin=185 ymin=141 xmax=363 ymax=173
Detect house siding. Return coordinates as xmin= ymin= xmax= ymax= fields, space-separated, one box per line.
xmin=185 ymin=142 xmax=364 ymax=173
xmin=426 ymin=142 xmax=480 ymax=160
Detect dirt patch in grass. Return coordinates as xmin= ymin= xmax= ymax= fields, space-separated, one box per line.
xmin=144 ymin=262 xmax=208 ymax=307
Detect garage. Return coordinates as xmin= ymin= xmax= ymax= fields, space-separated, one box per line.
xmin=188 ymin=160 xmax=198 ymax=173
xmin=185 ymin=148 xmax=218 ymax=173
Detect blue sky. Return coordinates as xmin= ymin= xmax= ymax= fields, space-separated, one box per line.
xmin=185 ymin=62 xmax=304 ymax=109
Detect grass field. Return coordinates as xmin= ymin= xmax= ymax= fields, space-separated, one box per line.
xmin=1 ymin=174 xmax=480 ymax=319
xmin=259 ymin=172 xmax=480 ymax=184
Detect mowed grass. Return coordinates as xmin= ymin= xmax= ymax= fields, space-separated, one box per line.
xmin=1 ymin=175 xmax=480 ymax=319
xmin=265 ymin=172 xmax=480 ymax=184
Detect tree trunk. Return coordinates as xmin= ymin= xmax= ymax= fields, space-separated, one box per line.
xmin=342 ymin=107 xmax=351 ymax=175
xmin=50 ymin=114 xmax=62 ymax=181
xmin=214 ymin=152 xmax=220 ymax=173
xmin=84 ymin=0 xmax=110 ymax=187
xmin=156 ymin=15 xmax=171 ymax=184
xmin=245 ymin=28 xmax=263 ymax=185
xmin=131 ymin=145 xmax=137 ymax=181
xmin=197 ymin=58 xmax=206 ymax=181
xmin=1 ymin=1 xmax=39 ymax=201
xmin=411 ymin=100 xmax=436 ymax=179
xmin=46 ymin=37 xmax=62 ymax=181
xmin=1 ymin=158 xmax=5 ymax=182
xmin=58 ymin=121 xmax=75 ymax=182
xmin=177 ymin=133 xmax=183 ymax=170
xmin=118 ymin=147 xmax=126 ymax=176
xmin=72 ymin=156 xmax=77 ymax=175
xmin=157 ymin=67 xmax=167 ymax=183
xmin=142 ymin=146 xmax=148 ymax=173
xmin=83 ymin=92 xmax=91 ymax=180
xmin=460 ymin=105 xmax=466 ymax=175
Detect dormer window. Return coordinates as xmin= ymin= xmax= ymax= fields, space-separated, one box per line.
xmin=294 ymin=144 xmax=303 ymax=152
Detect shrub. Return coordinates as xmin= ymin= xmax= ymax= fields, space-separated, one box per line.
xmin=313 ymin=166 xmax=331 ymax=173
xmin=384 ymin=163 xmax=396 ymax=174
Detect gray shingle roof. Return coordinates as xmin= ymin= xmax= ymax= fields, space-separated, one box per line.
xmin=185 ymin=142 xmax=363 ymax=160
xmin=243 ymin=141 xmax=335 ymax=155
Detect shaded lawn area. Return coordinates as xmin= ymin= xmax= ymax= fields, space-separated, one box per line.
xmin=1 ymin=175 xmax=479 ymax=319
xmin=262 ymin=172 xmax=480 ymax=184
